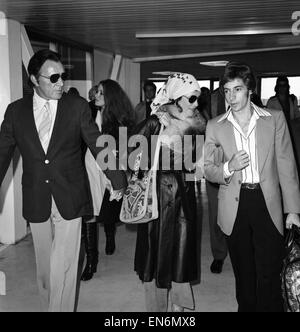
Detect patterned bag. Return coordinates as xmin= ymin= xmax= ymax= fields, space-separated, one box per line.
xmin=281 ymin=225 xmax=300 ymax=312
xmin=120 ymin=125 xmax=163 ymax=224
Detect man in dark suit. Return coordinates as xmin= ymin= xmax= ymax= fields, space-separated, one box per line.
xmin=206 ymin=88 xmax=228 ymax=274
xmin=134 ymin=80 xmax=157 ymax=125
xmin=0 ymin=49 xmax=126 ymax=311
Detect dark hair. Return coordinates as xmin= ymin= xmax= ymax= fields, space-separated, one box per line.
xmin=68 ymin=87 xmax=80 ymax=96
xmin=219 ymin=61 xmax=256 ymax=95
xmin=143 ymin=80 xmax=157 ymax=93
xmin=251 ymin=92 xmax=264 ymax=108
xmin=27 ymin=49 xmax=62 ymax=88
xmin=88 ymin=85 xmax=98 ymax=101
xmin=99 ymin=79 xmax=135 ymax=136
xmin=275 ymin=75 xmax=290 ymax=94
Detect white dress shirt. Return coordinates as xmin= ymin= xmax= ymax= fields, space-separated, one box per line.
xmin=33 ymin=91 xmax=58 ymax=153
xmin=220 ymin=103 xmax=272 ymax=183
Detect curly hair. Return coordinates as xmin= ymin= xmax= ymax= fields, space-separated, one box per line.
xmin=99 ymin=79 xmax=135 ymax=137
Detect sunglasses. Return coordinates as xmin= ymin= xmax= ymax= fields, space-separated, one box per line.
xmin=182 ymin=95 xmax=198 ymax=104
xmin=39 ymin=72 xmax=68 ymax=83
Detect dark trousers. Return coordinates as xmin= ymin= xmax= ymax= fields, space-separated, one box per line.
xmin=227 ymin=187 xmax=285 ymax=312
xmin=98 ymin=190 xmax=122 ymax=231
xmin=206 ymin=180 xmax=227 ymax=260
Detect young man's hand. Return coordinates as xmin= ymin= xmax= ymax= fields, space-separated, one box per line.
xmin=228 ymin=150 xmax=249 ymax=172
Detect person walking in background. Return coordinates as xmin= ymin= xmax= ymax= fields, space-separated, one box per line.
xmin=202 ymin=87 xmax=228 ymax=274
xmin=197 ymin=87 xmax=211 ymax=121
xmin=133 ymin=73 xmax=205 ymax=312
xmin=266 ymin=75 xmax=300 ymax=175
xmin=67 ymin=87 xmax=80 ymax=97
xmin=204 ymin=62 xmax=300 ymax=312
xmin=290 ymin=118 xmax=300 ymax=173
xmin=81 ymin=79 xmax=135 ymax=281
xmin=134 ymin=80 xmax=157 ymax=125
xmin=0 ymin=49 xmax=126 ymax=311
xmin=88 ymin=85 xmax=100 ymax=114
xmin=266 ymin=75 xmax=300 ymax=125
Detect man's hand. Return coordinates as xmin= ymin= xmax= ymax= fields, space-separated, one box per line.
xmin=109 ymin=188 xmax=125 ymax=202
xmin=286 ymin=213 xmax=300 ymax=229
xmin=228 ymin=150 xmax=249 ymax=172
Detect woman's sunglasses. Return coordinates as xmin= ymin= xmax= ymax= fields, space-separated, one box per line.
xmin=39 ymin=72 xmax=68 ymax=83
xmin=182 ymin=95 xmax=198 ymax=104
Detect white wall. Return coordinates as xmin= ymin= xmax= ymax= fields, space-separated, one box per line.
xmin=93 ymin=49 xmax=114 ymax=85
xmin=0 ymin=19 xmax=27 ymax=244
xmin=93 ymin=49 xmax=140 ymax=107
xmin=118 ymin=57 xmax=140 ymax=108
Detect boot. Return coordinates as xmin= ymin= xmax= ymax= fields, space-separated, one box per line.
xmin=104 ymin=223 xmax=116 ymax=255
xmin=81 ymin=222 xmax=98 ymax=281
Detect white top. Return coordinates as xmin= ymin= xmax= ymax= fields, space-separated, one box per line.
xmin=85 ymin=109 xmax=110 ymax=215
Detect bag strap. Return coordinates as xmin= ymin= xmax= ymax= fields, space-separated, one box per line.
xmin=285 ymin=225 xmax=300 ymax=251
xmin=152 ymin=124 xmax=164 ymax=172
xmin=131 ymin=123 xmax=164 ymax=178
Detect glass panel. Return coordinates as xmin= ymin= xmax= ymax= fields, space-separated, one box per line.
xmin=261 ymin=76 xmax=300 ymax=106
xmin=261 ymin=77 xmax=277 ymax=106
xmin=197 ymin=80 xmax=210 ymax=89
xmin=213 ymin=80 xmax=220 ymax=90
xmin=153 ymin=82 xmax=164 ymax=94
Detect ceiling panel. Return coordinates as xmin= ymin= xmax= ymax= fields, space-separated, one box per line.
xmin=0 ymin=0 xmax=300 ymax=78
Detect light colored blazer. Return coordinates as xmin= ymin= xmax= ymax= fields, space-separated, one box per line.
xmin=204 ymin=103 xmax=300 ymax=236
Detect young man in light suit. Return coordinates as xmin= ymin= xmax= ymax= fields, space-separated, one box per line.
xmin=0 ymin=49 xmax=126 ymax=311
xmin=204 ymin=62 xmax=300 ymax=312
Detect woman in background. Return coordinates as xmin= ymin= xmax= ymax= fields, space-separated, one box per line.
xmin=81 ymin=79 xmax=134 ymax=281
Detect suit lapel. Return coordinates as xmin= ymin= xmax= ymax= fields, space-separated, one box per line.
xmin=22 ymin=96 xmax=46 ymax=157
xmin=47 ymin=96 xmax=67 ymax=156
xmin=221 ymin=119 xmax=238 ymax=158
xmin=256 ymin=116 xmax=273 ymax=174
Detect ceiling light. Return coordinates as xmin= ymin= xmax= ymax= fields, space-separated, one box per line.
xmin=147 ymin=77 xmax=168 ymax=81
xmin=152 ymin=71 xmax=177 ymax=75
xmin=200 ymin=61 xmax=229 ymax=67
xmin=136 ymin=28 xmax=290 ymax=39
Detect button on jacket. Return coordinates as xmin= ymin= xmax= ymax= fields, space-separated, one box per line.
xmin=0 ymin=93 xmax=127 ymax=223
xmin=204 ymin=103 xmax=300 ymax=236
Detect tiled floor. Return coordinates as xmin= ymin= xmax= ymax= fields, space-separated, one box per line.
xmin=0 ymin=181 xmax=236 ymax=312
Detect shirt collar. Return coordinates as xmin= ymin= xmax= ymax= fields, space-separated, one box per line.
xmin=33 ymin=90 xmax=57 ymax=112
xmin=217 ymin=102 xmax=271 ymax=123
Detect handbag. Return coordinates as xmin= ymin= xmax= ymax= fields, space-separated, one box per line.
xmin=120 ymin=125 xmax=164 ymax=224
xmin=281 ymin=225 xmax=300 ymax=312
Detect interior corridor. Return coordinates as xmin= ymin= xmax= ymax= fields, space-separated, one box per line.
xmin=0 ymin=180 xmax=236 ymax=312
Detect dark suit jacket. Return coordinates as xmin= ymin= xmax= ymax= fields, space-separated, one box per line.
xmin=0 ymin=93 xmax=127 ymax=223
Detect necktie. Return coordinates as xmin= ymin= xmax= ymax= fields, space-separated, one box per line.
xmin=38 ymin=101 xmax=52 ymax=150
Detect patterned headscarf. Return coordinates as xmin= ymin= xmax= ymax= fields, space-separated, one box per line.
xmin=151 ymin=73 xmax=200 ymax=114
